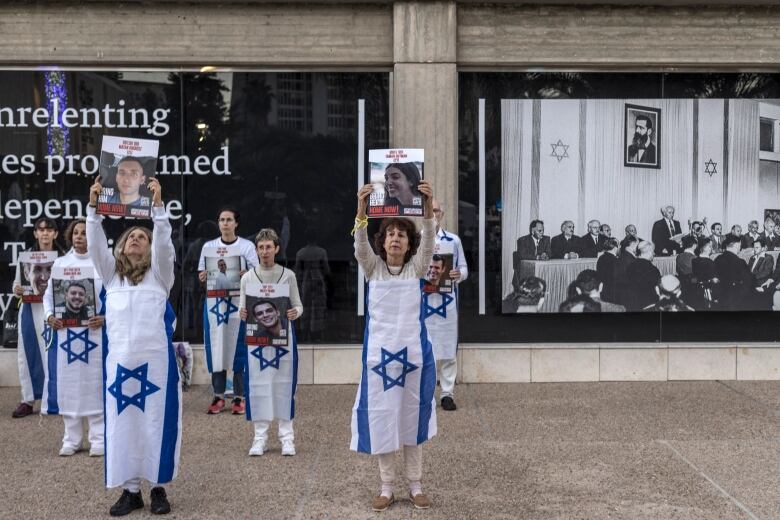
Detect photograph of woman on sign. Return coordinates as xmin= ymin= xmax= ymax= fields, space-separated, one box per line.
xmin=368 ymin=149 xmax=425 ymax=218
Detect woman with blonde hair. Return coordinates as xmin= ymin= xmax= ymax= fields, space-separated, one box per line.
xmin=87 ymin=175 xmax=180 ymax=517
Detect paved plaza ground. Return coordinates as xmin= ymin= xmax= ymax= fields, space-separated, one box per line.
xmin=1 ymin=381 xmax=779 ymax=519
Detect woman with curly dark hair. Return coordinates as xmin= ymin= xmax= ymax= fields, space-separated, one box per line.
xmin=350 ymin=179 xmax=437 ymax=512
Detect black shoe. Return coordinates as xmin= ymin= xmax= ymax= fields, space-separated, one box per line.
xmin=150 ymin=486 xmax=171 ymax=515
xmin=441 ymin=396 xmax=457 ymax=411
xmin=109 ymin=490 xmax=144 ymax=516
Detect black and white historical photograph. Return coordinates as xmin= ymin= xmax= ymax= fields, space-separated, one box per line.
xmin=624 ymin=103 xmax=661 ymax=169
xmin=502 ymin=98 xmax=780 ymax=314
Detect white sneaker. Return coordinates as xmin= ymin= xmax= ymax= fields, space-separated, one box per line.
xmin=89 ymin=446 xmax=104 ymax=457
xmin=249 ymin=439 xmax=266 ymax=456
xmin=281 ymin=440 xmax=296 ymax=456
xmin=59 ymin=444 xmax=80 ymax=456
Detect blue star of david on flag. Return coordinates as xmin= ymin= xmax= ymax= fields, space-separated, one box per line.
xmin=41 ymin=324 xmax=53 ymax=349
xmin=59 ymin=328 xmax=99 ymax=364
xmin=423 ymin=292 xmax=453 ymax=319
xmin=108 ymin=363 xmax=161 ymax=414
xmin=209 ymin=296 xmax=238 ymax=326
xmin=372 ymin=347 xmax=418 ymax=391
xmin=439 ymin=233 xmax=454 ymax=242
xmin=250 ymin=346 xmax=289 ymax=371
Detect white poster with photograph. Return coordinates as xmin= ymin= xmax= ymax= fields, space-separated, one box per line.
xmin=423 ymin=241 xmax=454 ymax=294
xmin=96 ymin=135 xmax=160 ymax=218
xmin=202 ymin=245 xmax=244 ymax=297
xmin=18 ymin=251 xmax=59 ymax=304
xmin=368 ymin=148 xmax=425 ymax=218
xmin=244 ymin=283 xmax=291 ymax=347
xmin=52 ymin=266 xmax=97 ymax=327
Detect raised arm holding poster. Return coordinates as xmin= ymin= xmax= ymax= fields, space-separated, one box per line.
xmin=18 ymin=251 xmax=58 ymax=303
xmin=244 ymin=283 xmax=291 ymax=347
xmin=202 ymin=246 xmax=244 ymax=298
xmin=96 ymin=136 xmax=160 ymax=218
xmin=52 ymin=266 xmax=97 ymax=328
xmin=367 ymin=148 xmax=425 ymax=218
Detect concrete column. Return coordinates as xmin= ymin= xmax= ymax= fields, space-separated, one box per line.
xmin=392 ymin=1 xmax=458 ymax=227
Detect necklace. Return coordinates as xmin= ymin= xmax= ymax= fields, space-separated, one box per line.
xmin=254 ymin=265 xmax=284 ymax=284
xmin=385 ymin=262 xmax=403 ymax=276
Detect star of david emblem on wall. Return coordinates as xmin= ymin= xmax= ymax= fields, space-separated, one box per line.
xmin=59 ymin=328 xmax=99 ymax=364
xmin=250 ymin=346 xmax=289 ymax=371
xmin=209 ymin=296 xmax=238 ymax=326
xmin=107 ymin=363 xmax=161 ymax=414
xmin=371 ymin=347 xmax=419 ymax=391
xmin=704 ymin=158 xmax=718 ymax=177
xmin=550 ymin=139 xmax=570 ymax=162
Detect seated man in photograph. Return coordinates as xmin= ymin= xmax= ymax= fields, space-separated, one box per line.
xmin=574 ymin=269 xmax=625 ymax=312
xmin=106 ymin=156 xmax=147 ymax=207
xmin=614 ymin=236 xmax=639 ymax=306
xmin=550 ymin=220 xmax=579 ymax=259
xmin=651 ymin=205 xmax=683 ymax=256
xmin=741 ymin=220 xmax=760 ymax=249
xmin=643 ymin=275 xmax=694 ymax=312
xmin=599 ymin=224 xmax=612 ymax=240
xmin=709 ymin=222 xmax=724 ymax=254
xmin=726 ymin=224 xmax=742 ymax=243
xmin=713 ymin=235 xmax=752 ymax=311
xmin=626 ymin=240 xmax=661 ymax=311
xmin=576 ymin=220 xmax=605 ymax=258
xmin=559 ymin=294 xmax=601 ymax=313
xmin=516 ymin=219 xmax=551 ymax=261
xmin=623 ymin=224 xmax=643 ymax=243
xmin=760 ymin=217 xmax=780 ymax=251
xmin=503 ymin=276 xmax=546 ymax=313
xmin=61 ymin=282 xmax=91 ymax=322
xmin=252 ymin=299 xmax=286 ymax=339
xmin=596 ymin=238 xmax=620 ymax=303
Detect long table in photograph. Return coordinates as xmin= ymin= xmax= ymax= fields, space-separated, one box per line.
xmin=516 ymin=250 xmax=780 ymax=313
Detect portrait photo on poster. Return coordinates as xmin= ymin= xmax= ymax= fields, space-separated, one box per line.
xmin=245 ymin=283 xmax=291 ymax=347
xmin=423 ymin=242 xmax=454 ymax=294
xmin=18 ymin=251 xmax=58 ymax=303
xmin=203 ymin=246 xmax=244 ymax=297
xmin=52 ymin=266 xmax=97 ymax=327
xmin=624 ymin=104 xmax=661 ymax=169
xmin=96 ymin=135 xmax=160 ymax=219
xmin=367 ymin=148 xmax=425 ymax=218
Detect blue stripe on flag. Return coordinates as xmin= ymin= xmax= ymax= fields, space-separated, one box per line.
xmin=157 ymin=302 xmax=180 ymax=484
xmin=356 ymin=285 xmax=372 ymax=454
xmin=99 ymin=289 xmax=109 ymax=485
xmin=203 ymin=299 xmax=214 ymax=373
xmin=46 ymin=330 xmax=59 ymax=414
xmin=243 ymin=351 xmax=252 ymax=422
xmin=417 ymin=282 xmax=436 ymax=444
xmin=289 ymin=324 xmax=298 ymax=419
xmin=232 ymin=320 xmax=247 ymax=373
xmin=20 ymin=303 xmax=45 ymax=400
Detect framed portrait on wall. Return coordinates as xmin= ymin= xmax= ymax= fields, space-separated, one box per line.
xmin=624 ymin=103 xmax=661 ymax=169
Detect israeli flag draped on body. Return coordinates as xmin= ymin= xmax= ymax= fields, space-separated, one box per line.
xmin=17 ymin=300 xmax=49 ymax=402
xmin=87 ymin=204 xmax=181 ymax=488
xmin=244 ymin=321 xmax=298 ymax=422
xmin=199 ymin=239 xmax=257 ymax=379
xmin=351 ymin=279 xmax=437 ymax=455
xmin=41 ymin=253 xmax=106 ymax=416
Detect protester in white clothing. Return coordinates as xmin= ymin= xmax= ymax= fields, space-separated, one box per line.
xmin=351 ymin=180 xmax=437 ymax=512
xmin=87 ymin=175 xmax=179 ymax=517
xmin=42 ymin=219 xmax=106 ymax=457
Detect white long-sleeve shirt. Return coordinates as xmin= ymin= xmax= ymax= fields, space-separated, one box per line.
xmin=354 ymin=219 xmax=436 ymax=281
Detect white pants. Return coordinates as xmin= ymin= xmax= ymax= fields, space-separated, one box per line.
xmin=253 ymin=419 xmax=294 ymax=442
xmin=378 ymin=445 xmax=423 ymax=487
xmin=62 ymin=414 xmax=104 ymax=450
xmin=438 ymin=358 xmax=457 ymax=398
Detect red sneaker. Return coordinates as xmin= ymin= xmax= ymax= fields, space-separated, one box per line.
xmin=231 ymin=398 xmax=245 ymax=415
xmin=207 ymin=397 xmax=225 ymax=415
xmin=11 ymin=402 xmax=33 ymax=418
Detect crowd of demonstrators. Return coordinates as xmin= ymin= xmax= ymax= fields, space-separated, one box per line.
xmin=511 ymin=204 xmax=780 ymax=312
